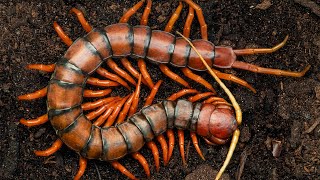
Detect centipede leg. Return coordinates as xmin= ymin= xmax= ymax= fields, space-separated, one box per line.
xmin=26 ymin=64 xmax=55 ymax=73
xmin=181 ymin=67 xmax=216 ymax=93
xmin=232 ymin=61 xmax=311 ymax=77
xmin=96 ymin=67 xmax=130 ymax=90
xmin=53 ymin=21 xmax=73 ymax=46
xmin=143 ymin=80 xmax=163 ymax=107
xmin=93 ymin=102 xmax=117 ymax=126
xmin=18 ymin=87 xmax=47 ymax=100
xmin=211 ymin=69 xmax=256 ymax=93
xmin=156 ymin=135 xmax=169 ymax=166
xmin=20 ymin=114 xmax=48 ymax=127
xmin=104 ymin=95 xmax=130 ymax=127
xmin=83 ymin=89 xmax=112 ymax=98
xmin=82 ymin=96 xmax=118 ymax=111
xmin=107 ymin=58 xmax=137 ymax=86
xmin=120 ymin=58 xmax=149 ymax=87
xmin=34 ymin=139 xmax=63 ymax=156
xmin=159 ymin=64 xmax=190 ymax=88
xmin=166 ymin=129 xmax=175 ymax=162
xmin=188 ymin=92 xmax=215 ymax=102
xmin=86 ymin=77 xmax=120 ymax=88
xmin=183 ymin=6 xmax=195 ymax=38
xmin=119 ymin=0 xmax=145 ymax=23
xmin=182 ymin=0 xmax=208 ymax=40
xmin=70 ymin=8 xmax=92 ymax=32
xmin=116 ymin=94 xmax=134 ymax=124
xmin=177 ymin=130 xmax=186 ymax=166
xmin=131 ymin=152 xmax=151 ymax=178
xmin=129 ymin=75 xmax=142 ymax=116
xmin=138 ymin=59 xmax=154 ymax=88
xmin=167 ymin=89 xmax=198 ymax=101
xmin=74 ymin=156 xmax=87 ymax=180
xmin=111 ymin=161 xmax=137 ymax=180
xmin=146 ymin=141 xmax=160 ymax=172
xmin=85 ymin=99 xmax=118 ymax=121
xmin=190 ymin=132 xmax=205 ymax=160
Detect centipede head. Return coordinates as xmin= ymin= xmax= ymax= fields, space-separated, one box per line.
xmin=197 ymin=103 xmax=238 ymax=145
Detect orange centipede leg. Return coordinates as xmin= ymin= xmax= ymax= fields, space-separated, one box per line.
xmin=26 ymin=64 xmax=55 ymax=73
xmin=203 ymin=96 xmax=227 ymax=104
xmin=190 ymin=132 xmax=205 ymax=160
xmin=96 ymin=67 xmax=130 ymax=90
xmin=177 ymin=130 xmax=186 ymax=166
xmin=167 ymin=89 xmax=198 ymax=101
xmin=53 ymin=21 xmax=73 ymax=46
xmin=119 ymin=0 xmax=145 ymax=23
xmin=104 ymin=95 xmax=130 ymax=127
xmin=143 ymin=80 xmax=163 ymax=107
xmin=93 ymin=102 xmax=117 ymax=127
xmin=18 ymin=87 xmax=47 ymax=100
xmin=182 ymin=0 xmax=208 ymax=40
xmin=188 ymin=92 xmax=215 ymax=103
xmin=83 ymin=89 xmax=112 ymax=98
xmin=34 ymin=139 xmax=63 ymax=156
xmin=128 ymin=75 xmax=142 ymax=116
xmin=82 ymin=96 xmax=118 ymax=111
xmin=166 ymin=129 xmax=175 ymax=162
xmin=20 ymin=114 xmax=48 ymax=127
xmin=146 ymin=141 xmax=160 ymax=172
xmin=107 ymin=58 xmax=136 ymax=86
xmin=164 ymin=2 xmax=183 ymax=32
xmin=120 ymin=58 xmax=149 ymax=87
xmin=116 ymin=93 xmax=134 ymax=124
xmin=140 ymin=0 xmax=152 ymax=25
xmin=159 ymin=64 xmax=190 ymax=88
xmin=111 ymin=161 xmax=137 ymax=180
xmin=138 ymin=59 xmax=154 ymax=88
xmin=157 ymin=134 xmax=168 ymax=166
xmin=212 ymin=69 xmax=256 ymax=93
xmin=85 ymin=99 xmax=119 ymax=121
xmin=181 ymin=67 xmax=216 ymax=93
xmin=70 ymin=8 xmax=92 ymax=33
xmin=183 ymin=6 xmax=195 ymax=38
xmin=131 ymin=152 xmax=151 ymax=178
xmin=86 ymin=77 xmax=120 ymax=87
xmin=74 ymin=156 xmax=87 ymax=180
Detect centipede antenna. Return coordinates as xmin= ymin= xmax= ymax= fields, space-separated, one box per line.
xmin=176 ymin=31 xmax=242 ymax=180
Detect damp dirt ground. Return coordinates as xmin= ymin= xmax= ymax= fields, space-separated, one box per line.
xmin=0 ymin=0 xmax=319 ymax=179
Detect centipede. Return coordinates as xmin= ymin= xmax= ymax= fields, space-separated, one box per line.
xmin=18 ymin=0 xmax=310 ymax=179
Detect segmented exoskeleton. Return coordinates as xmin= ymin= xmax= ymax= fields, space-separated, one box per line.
xmin=18 ymin=0 xmax=310 ymax=179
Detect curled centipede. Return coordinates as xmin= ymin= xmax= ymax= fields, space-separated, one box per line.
xmin=18 ymin=0 xmax=310 ymax=179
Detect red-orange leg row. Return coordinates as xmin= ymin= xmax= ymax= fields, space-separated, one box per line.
xmin=34 ymin=139 xmax=63 ymax=156
xmin=120 ymin=58 xmax=149 ymax=87
xmin=85 ymin=100 xmax=118 ymax=121
xmin=20 ymin=114 xmax=48 ymax=127
xmin=18 ymin=87 xmax=47 ymax=100
xmin=96 ymin=67 xmax=130 ymax=90
xmin=93 ymin=101 xmax=118 ymax=126
xmin=116 ymin=94 xmax=135 ymax=124
xmin=104 ymin=95 xmax=130 ymax=127
xmin=107 ymin=58 xmax=137 ymax=86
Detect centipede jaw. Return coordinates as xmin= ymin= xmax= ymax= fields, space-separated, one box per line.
xmin=177 ymin=31 xmax=242 ymax=180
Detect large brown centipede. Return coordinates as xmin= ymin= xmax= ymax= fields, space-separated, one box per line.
xmin=18 ymin=0 xmax=311 ymax=179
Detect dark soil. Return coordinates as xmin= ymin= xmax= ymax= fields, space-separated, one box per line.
xmin=1 ymin=0 xmax=319 ymax=179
